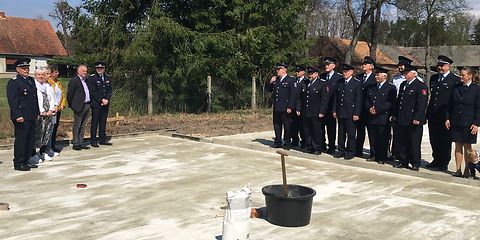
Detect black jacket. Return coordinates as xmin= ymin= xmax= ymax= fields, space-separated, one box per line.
xmin=427 ymin=72 xmax=460 ymax=121
xmin=392 ymin=78 xmax=429 ymax=126
xmin=357 ymin=72 xmax=377 ymax=115
xmin=266 ymin=75 xmax=296 ymax=112
xmin=333 ymin=78 xmax=363 ymax=119
xmin=6 ymin=74 xmax=40 ymax=121
xmin=365 ymin=82 xmax=397 ymax=125
xmin=67 ymin=75 xmax=88 ymax=114
xmin=321 ymin=71 xmax=343 ymax=114
xmin=447 ymin=83 xmax=480 ymax=127
xmin=296 ymin=77 xmax=331 ymax=117
xmin=87 ymin=73 xmax=113 ymax=108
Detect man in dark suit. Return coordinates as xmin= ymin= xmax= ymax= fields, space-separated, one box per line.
xmin=320 ymin=57 xmax=342 ymax=154
xmin=426 ymin=55 xmax=460 ymax=171
xmin=6 ymin=58 xmax=40 ymax=171
xmin=391 ymin=64 xmax=429 ymax=171
xmin=333 ymin=64 xmax=363 ymax=160
xmin=67 ymin=64 xmax=91 ymax=150
xmin=356 ymin=56 xmax=377 ymax=159
xmin=365 ymin=66 xmax=397 ymax=164
xmin=267 ymin=63 xmax=296 ymax=149
xmin=296 ymin=66 xmax=330 ymax=154
xmin=290 ymin=65 xmax=308 ymax=147
xmin=87 ymin=61 xmax=113 ymax=147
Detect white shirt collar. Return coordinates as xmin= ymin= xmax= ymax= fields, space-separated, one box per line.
xmin=443 ymin=71 xmax=450 ymax=78
xmin=464 ymin=81 xmax=472 ymax=87
xmin=345 ymin=77 xmax=352 ymax=83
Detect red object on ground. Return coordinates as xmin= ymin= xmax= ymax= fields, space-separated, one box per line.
xmin=250 ymin=208 xmax=261 ymax=218
xmin=76 ymin=184 xmax=87 ymax=188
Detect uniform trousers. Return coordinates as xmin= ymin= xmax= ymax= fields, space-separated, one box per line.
xmin=303 ymin=116 xmax=324 ymax=152
xmin=12 ymin=120 xmax=36 ymax=165
xmin=370 ymin=124 xmax=390 ymax=162
xmin=337 ymin=118 xmax=357 ymax=157
xmin=72 ymin=103 xmax=90 ymax=146
xmin=273 ymin=111 xmax=291 ymax=145
xmin=91 ymin=106 xmax=109 ymax=143
xmin=356 ymin=116 xmax=375 ymax=156
xmin=50 ymin=111 xmax=62 ymax=150
xmin=290 ymin=112 xmax=304 ymax=145
xmin=397 ymin=125 xmax=423 ymax=168
xmin=428 ymin=119 xmax=452 ymax=167
xmin=322 ymin=114 xmax=336 ymax=150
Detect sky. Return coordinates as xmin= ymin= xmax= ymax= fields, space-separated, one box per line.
xmin=0 ymin=0 xmax=479 ymax=28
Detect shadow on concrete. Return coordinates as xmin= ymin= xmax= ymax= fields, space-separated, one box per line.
xmin=252 ymin=138 xmax=274 ymax=147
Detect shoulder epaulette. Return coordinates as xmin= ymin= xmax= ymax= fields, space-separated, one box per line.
xmin=320 ymin=78 xmax=326 ymax=81
xmin=352 ymin=78 xmax=360 ymax=82
xmin=12 ymin=76 xmax=17 ymax=80
xmin=90 ymin=74 xmax=96 ymax=76
xmin=335 ymin=72 xmax=342 ymax=76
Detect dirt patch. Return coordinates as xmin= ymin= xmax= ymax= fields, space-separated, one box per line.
xmin=0 ymin=109 xmax=273 ymax=145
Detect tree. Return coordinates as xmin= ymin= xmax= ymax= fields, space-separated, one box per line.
xmin=396 ymin=0 xmax=469 ymax=82
xmin=344 ymin=0 xmax=383 ymax=64
xmin=473 ymin=18 xmax=480 ymax=44
xmin=49 ymin=0 xmax=79 ymax=52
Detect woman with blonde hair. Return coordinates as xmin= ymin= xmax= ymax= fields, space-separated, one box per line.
xmin=48 ymin=65 xmax=66 ymax=153
xmin=445 ymin=67 xmax=480 ymax=178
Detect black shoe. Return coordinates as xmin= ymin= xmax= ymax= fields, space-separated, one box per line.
xmin=393 ymin=162 xmax=408 ymax=169
xmin=291 ymin=142 xmax=299 ymax=147
xmin=366 ymin=158 xmax=376 ymax=162
xmin=355 ymin=153 xmax=364 ymax=158
xmin=426 ymin=162 xmax=438 ymax=169
xmin=27 ymin=163 xmax=38 ymax=168
xmin=271 ymin=144 xmax=282 ymax=148
xmin=283 ymin=143 xmax=292 ymax=150
xmin=326 ymin=148 xmax=335 ymax=154
xmin=334 ymin=152 xmax=345 ymax=158
xmin=81 ymin=145 xmax=90 ymax=150
xmin=73 ymin=145 xmax=83 ymax=151
xmin=99 ymin=141 xmax=113 ymax=146
xmin=91 ymin=142 xmax=99 ymax=148
xmin=344 ymin=155 xmax=354 ymax=160
xmin=14 ymin=164 xmax=30 ymax=171
xmin=367 ymin=155 xmax=375 ymax=160
xmin=411 ymin=166 xmax=420 ymax=171
xmin=377 ymin=160 xmax=385 ymax=165
xmin=452 ymin=169 xmax=463 ymax=177
xmin=468 ymin=163 xmax=477 ymax=179
xmin=313 ymin=151 xmax=322 ymax=155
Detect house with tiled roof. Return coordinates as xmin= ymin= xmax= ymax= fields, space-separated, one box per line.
xmin=309 ymin=36 xmax=480 ymax=74
xmin=0 ymin=12 xmax=68 ymax=78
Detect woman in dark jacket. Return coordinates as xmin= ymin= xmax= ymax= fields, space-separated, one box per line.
xmin=445 ymin=67 xmax=480 ymax=177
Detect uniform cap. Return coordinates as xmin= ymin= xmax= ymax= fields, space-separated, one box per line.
xmin=437 ymin=55 xmax=453 ymax=65
xmin=402 ymin=63 xmax=417 ymax=72
xmin=398 ymin=56 xmax=413 ymax=65
xmin=15 ymin=58 xmax=31 ymax=67
xmin=363 ymin=56 xmax=376 ymax=66
xmin=276 ymin=63 xmax=289 ymax=69
xmin=295 ymin=65 xmax=306 ymax=72
xmin=323 ymin=57 xmax=336 ymax=64
xmin=94 ymin=61 xmax=106 ymax=68
xmin=341 ymin=64 xmax=355 ymax=71
xmin=307 ymin=66 xmax=319 ymax=73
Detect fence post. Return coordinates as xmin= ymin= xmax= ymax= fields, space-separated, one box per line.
xmin=207 ymin=75 xmax=212 ymax=113
xmin=251 ymin=76 xmax=257 ymax=110
xmin=147 ymin=75 xmax=153 ymax=116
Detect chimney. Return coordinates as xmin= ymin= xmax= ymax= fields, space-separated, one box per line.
xmin=0 ymin=12 xmax=5 ymax=20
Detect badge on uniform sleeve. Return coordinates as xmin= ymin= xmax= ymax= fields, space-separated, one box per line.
xmin=325 ymin=85 xmax=330 ymax=92
xmin=421 ymin=89 xmax=427 ymax=95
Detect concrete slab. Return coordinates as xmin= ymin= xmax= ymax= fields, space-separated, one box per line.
xmin=0 ymin=133 xmax=479 ymax=239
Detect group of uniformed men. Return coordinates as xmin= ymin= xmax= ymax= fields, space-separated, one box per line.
xmin=267 ymin=54 xmax=460 ymax=172
xmin=7 ymin=59 xmax=113 ymax=171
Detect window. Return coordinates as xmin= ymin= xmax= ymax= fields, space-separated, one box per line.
xmin=6 ymin=58 xmax=17 ymax=72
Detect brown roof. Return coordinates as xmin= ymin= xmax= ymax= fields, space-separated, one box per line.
xmin=309 ymin=36 xmax=397 ymax=66
xmin=0 ymin=14 xmax=67 ymax=57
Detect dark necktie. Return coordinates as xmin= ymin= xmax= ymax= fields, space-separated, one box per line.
xmin=377 ymin=83 xmax=381 ymax=89
xmin=327 ymin=74 xmax=330 ymax=81
xmin=363 ymin=75 xmax=367 ymax=83
xmin=439 ymin=75 xmax=443 ymax=82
